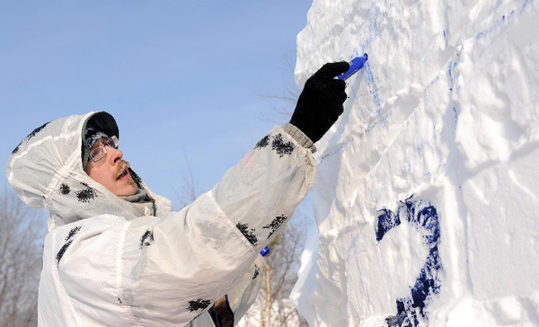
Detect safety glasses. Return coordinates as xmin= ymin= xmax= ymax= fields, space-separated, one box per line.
xmin=88 ymin=136 xmax=119 ymax=163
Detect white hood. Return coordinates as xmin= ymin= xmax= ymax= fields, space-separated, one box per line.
xmin=6 ymin=111 xmax=170 ymax=230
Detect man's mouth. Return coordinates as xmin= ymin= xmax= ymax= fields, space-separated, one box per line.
xmin=115 ymin=161 xmax=131 ymax=180
xmin=117 ymin=169 xmax=129 ymax=180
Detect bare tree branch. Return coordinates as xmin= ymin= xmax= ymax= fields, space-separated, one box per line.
xmin=175 ymin=146 xmax=204 ymax=209
xmin=256 ymin=53 xmax=302 ymax=125
xmin=0 ymin=188 xmax=46 ymax=327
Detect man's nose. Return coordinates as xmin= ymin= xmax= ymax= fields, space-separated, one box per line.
xmin=107 ymin=147 xmax=123 ymax=164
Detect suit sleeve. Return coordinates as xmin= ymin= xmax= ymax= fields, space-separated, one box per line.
xmin=212 ymin=125 xmax=317 ymax=252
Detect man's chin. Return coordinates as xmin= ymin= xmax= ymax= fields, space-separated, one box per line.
xmin=127 ymin=178 xmax=137 ymax=189
xmin=115 ymin=179 xmax=138 ymax=197
xmin=125 ymin=180 xmax=138 ymax=196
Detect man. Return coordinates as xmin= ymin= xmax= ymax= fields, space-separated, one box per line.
xmin=6 ymin=62 xmax=349 ymax=326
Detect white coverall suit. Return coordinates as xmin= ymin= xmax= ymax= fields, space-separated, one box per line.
xmin=6 ymin=111 xmax=316 ymax=326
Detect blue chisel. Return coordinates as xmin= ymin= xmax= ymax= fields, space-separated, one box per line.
xmin=337 ymin=53 xmax=368 ymax=80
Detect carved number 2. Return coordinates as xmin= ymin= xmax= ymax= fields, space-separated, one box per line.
xmin=375 ymin=197 xmax=442 ymax=327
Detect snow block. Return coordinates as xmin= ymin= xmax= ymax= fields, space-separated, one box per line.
xmin=291 ymin=0 xmax=539 ymax=326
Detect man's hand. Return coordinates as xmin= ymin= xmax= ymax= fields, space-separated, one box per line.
xmin=290 ymin=62 xmax=350 ymax=143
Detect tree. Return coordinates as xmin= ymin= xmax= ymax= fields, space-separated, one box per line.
xmin=257 ymin=53 xmax=302 ymax=125
xmin=238 ymin=212 xmax=311 ymax=327
xmin=0 ymin=189 xmax=46 ymax=327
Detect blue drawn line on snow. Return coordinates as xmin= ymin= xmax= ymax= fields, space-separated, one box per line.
xmin=474 ymin=0 xmax=531 ymax=54
xmin=475 ymin=14 xmax=507 ymax=40
xmin=424 ymin=50 xmax=461 ymax=113
xmin=318 ymin=137 xmax=355 ymax=163
xmin=448 ymin=49 xmax=461 ymax=91
xmin=364 ymin=1 xmax=383 ymax=111
xmin=452 ymin=107 xmax=458 ymax=123
xmin=356 ymin=1 xmax=389 ymax=57
xmin=424 ymin=75 xmax=440 ymax=92
xmin=318 ymin=97 xmax=393 ymax=164
xmin=447 ymin=56 xmax=460 ymax=125
xmin=425 ymin=40 xmax=462 ymax=94
xmin=448 ymin=60 xmax=454 ymax=92
xmin=357 ymin=2 xmax=382 ymax=60
xmin=318 ymin=104 xmax=390 ymax=163
xmin=346 ymin=233 xmax=360 ymax=261
xmin=318 ymin=119 xmax=377 ymax=163
xmin=353 ymin=1 xmax=383 ymax=112
xmin=368 ymin=3 xmax=381 ymax=35
xmin=363 ymin=1 xmax=382 ymax=46
xmin=365 ymin=62 xmax=382 ymax=110
xmin=376 ymin=197 xmax=442 ymax=327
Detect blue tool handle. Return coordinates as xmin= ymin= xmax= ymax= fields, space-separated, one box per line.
xmin=337 ymin=53 xmax=368 ymax=80
xmin=260 ymin=246 xmax=270 ymax=257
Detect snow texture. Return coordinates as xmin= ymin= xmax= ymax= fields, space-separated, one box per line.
xmin=291 ymin=0 xmax=539 ymax=326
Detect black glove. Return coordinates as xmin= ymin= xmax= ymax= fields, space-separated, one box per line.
xmin=290 ymin=61 xmax=349 ymax=143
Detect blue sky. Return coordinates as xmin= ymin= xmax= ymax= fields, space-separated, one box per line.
xmin=1 ymin=1 xmax=312 ymax=209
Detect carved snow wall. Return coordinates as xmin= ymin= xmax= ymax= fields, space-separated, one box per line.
xmin=291 ymin=0 xmax=539 ymax=326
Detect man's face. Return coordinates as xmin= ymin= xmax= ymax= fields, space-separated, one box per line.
xmin=84 ymin=138 xmax=138 ymax=196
